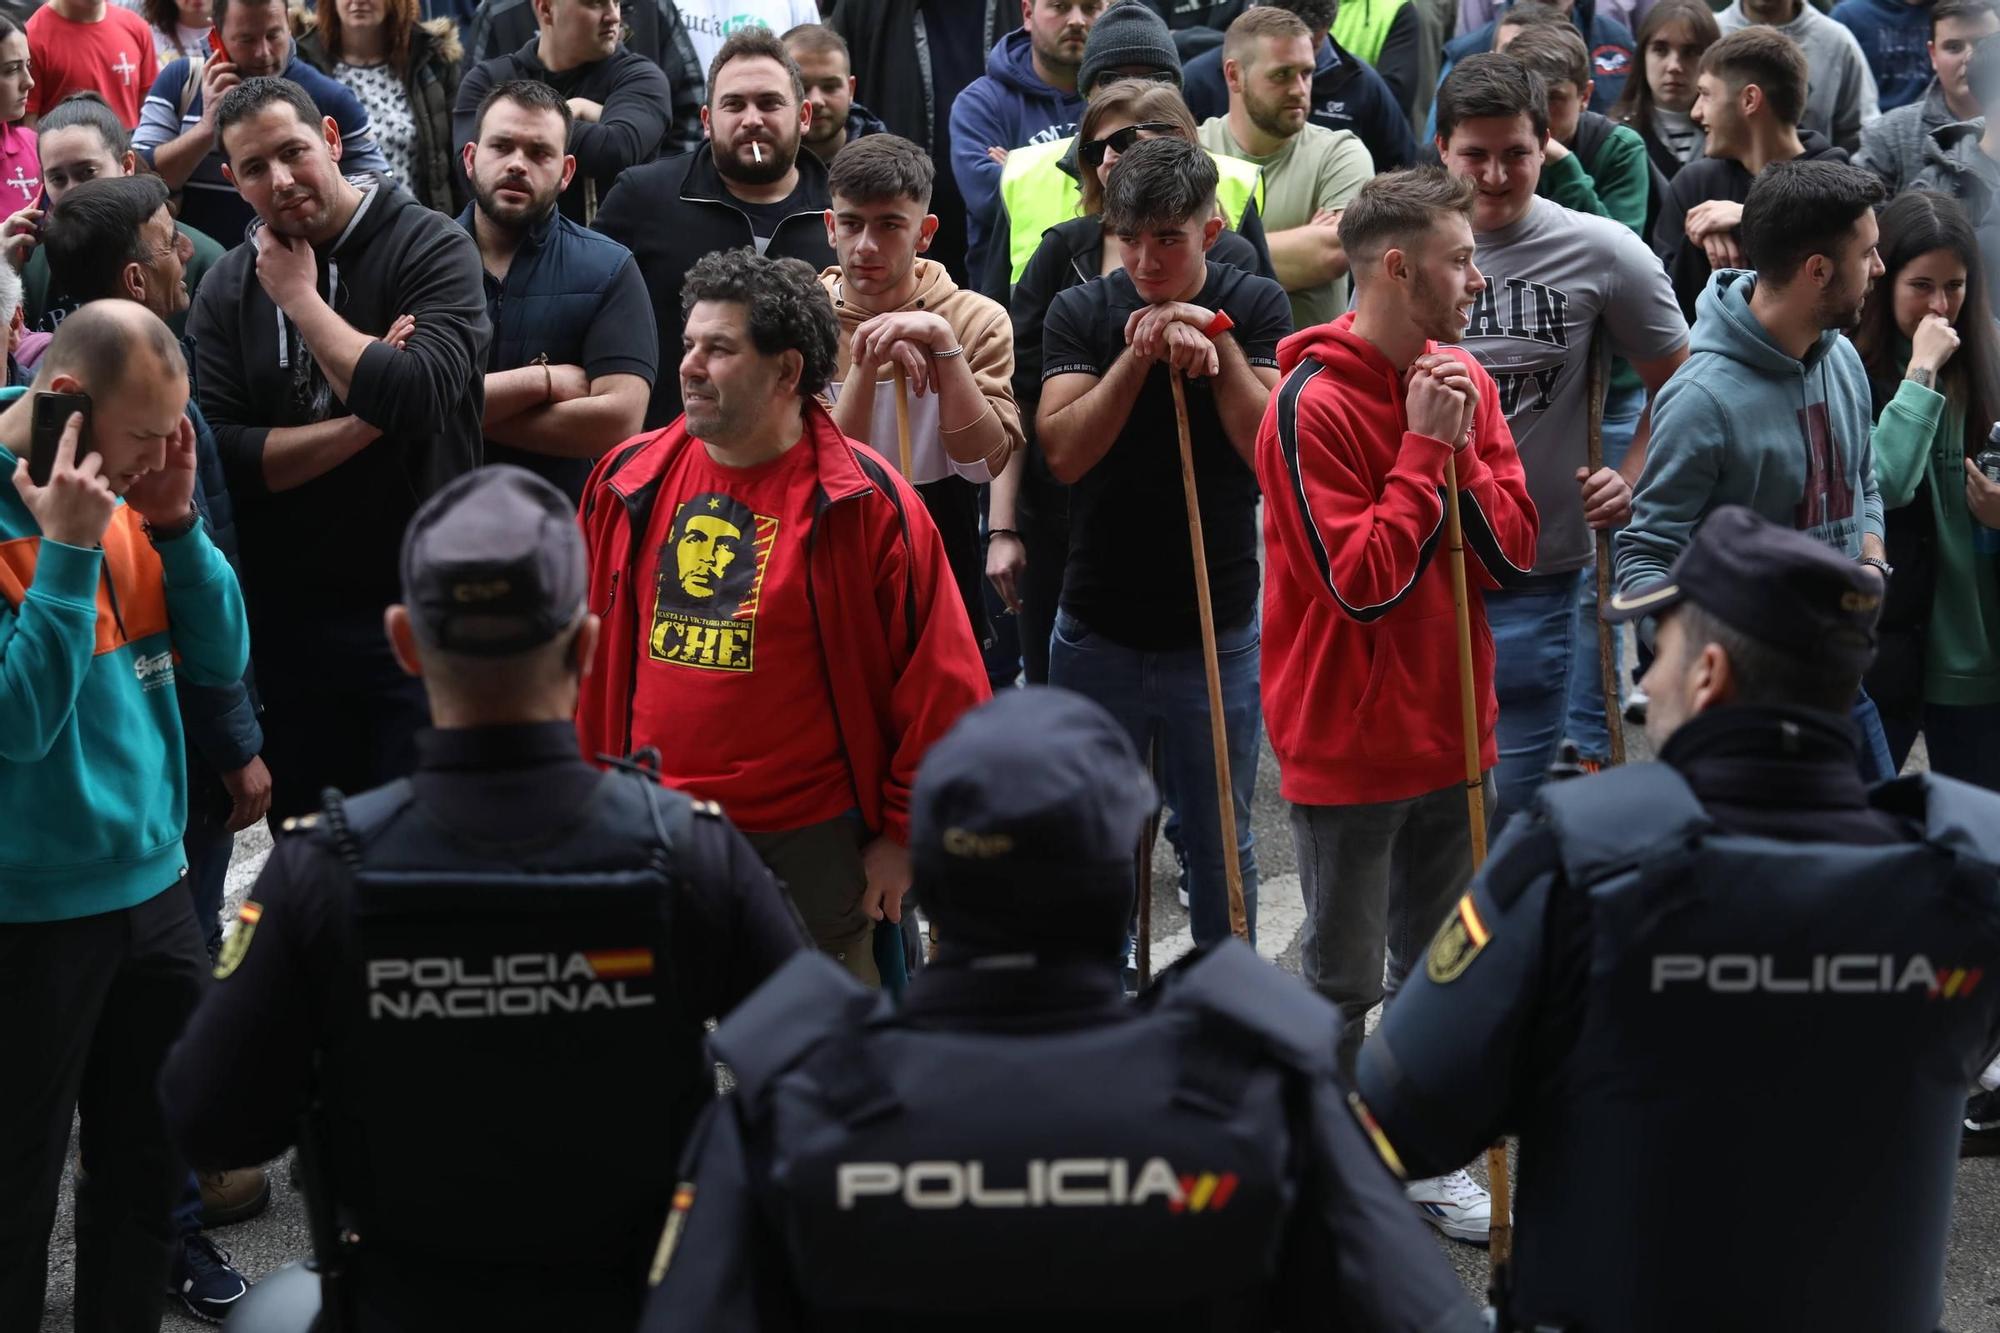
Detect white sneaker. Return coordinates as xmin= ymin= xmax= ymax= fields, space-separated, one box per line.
xmin=1406 ymin=1169 xmax=1491 ymax=1245
xmin=1623 ymin=685 xmax=1649 ymax=725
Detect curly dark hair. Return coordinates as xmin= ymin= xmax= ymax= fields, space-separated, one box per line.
xmin=679 ymin=248 xmax=838 ymax=400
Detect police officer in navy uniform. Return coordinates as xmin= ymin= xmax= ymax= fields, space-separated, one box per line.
xmin=638 ymin=686 xmax=1484 ymax=1332
xmin=1358 ymin=505 xmax=2000 ymax=1333
xmin=159 ymin=465 xmax=806 ymax=1332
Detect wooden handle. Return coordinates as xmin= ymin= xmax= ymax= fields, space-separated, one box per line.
xmin=1170 ymin=374 xmax=1248 ymax=943
xmin=892 ymin=364 xmax=913 ymax=480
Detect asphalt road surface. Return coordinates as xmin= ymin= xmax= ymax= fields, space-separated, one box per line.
xmin=36 ymin=721 xmax=2000 ymax=1331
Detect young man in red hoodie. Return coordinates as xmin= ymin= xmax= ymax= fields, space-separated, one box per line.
xmin=577 ymin=249 xmax=989 ymax=987
xmin=1256 ymin=165 xmax=1538 ymax=1245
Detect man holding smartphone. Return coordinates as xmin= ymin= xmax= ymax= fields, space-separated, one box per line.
xmin=0 ymin=300 xmax=251 ymax=1333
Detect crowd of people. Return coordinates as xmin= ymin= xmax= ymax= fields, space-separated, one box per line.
xmin=4 ymin=0 xmax=2000 ymax=1327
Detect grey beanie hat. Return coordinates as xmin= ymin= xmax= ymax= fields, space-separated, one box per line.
xmin=1079 ymin=3 xmax=1184 ymax=94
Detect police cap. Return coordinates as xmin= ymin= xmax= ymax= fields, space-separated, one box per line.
xmin=911 ymin=688 xmax=1159 ymax=960
xmin=1605 ymin=504 xmax=1882 ymax=674
xmin=400 ymin=465 xmax=587 ymax=656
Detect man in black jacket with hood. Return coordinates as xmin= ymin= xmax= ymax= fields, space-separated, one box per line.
xmin=190 ymin=77 xmax=490 ymax=823
xmin=1652 ymin=25 xmax=1849 ymax=319
xmin=454 ymin=0 xmax=672 ymax=225
xmin=593 ymin=27 xmax=834 ymax=431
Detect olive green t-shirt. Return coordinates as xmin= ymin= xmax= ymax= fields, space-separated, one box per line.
xmin=23 ymin=219 xmax=224 ymax=339
xmin=1197 ymin=116 xmax=1373 ymax=332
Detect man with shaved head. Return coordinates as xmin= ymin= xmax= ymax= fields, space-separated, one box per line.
xmin=0 ymin=300 xmax=250 ymax=1333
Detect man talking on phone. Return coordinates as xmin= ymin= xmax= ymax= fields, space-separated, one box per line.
xmin=0 ymin=300 xmax=251 ymax=1333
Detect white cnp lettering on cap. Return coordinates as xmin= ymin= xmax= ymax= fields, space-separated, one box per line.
xmin=1649 ymin=953 xmax=1982 ymax=997
xmin=364 ymin=950 xmax=656 ymax=1019
xmin=835 ymin=1158 xmax=1209 ymax=1211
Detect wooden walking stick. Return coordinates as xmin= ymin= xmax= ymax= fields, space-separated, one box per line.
xmin=1586 ymin=342 xmax=1627 ymax=766
xmin=1443 ymin=446 xmax=1513 ymax=1270
xmin=1169 ymin=374 xmax=1249 ymax=942
xmin=892 ymin=364 xmax=914 ymax=478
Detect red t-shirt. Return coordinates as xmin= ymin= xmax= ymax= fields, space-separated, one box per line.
xmin=629 ymin=438 xmax=854 ymax=834
xmin=26 ymin=6 xmax=158 ymax=128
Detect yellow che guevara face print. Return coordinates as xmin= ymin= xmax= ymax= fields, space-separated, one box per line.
xmin=650 ymin=492 xmax=775 ymax=672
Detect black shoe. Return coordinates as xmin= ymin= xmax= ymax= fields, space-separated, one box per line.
xmin=170 ymin=1233 xmax=250 ymax=1324
xmin=1962 ymin=1089 xmax=2000 ymax=1157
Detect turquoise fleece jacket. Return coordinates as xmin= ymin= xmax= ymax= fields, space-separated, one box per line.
xmin=1616 ymin=269 xmax=1885 ymax=592
xmin=0 ymin=397 xmax=250 ymax=922
xmin=1871 ymin=372 xmax=2000 ymax=705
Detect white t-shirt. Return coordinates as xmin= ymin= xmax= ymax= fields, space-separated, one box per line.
xmin=823 ymin=374 xmax=995 ymax=487
xmin=678 ymin=1 xmax=823 ymax=72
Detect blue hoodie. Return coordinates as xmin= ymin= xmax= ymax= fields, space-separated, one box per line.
xmin=948 ymin=28 xmax=1088 ymax=283
xmin=1427 ymin=0 xmax=1634 ymax=139
xmin=1615 ymin=269 xmax=1885 ymax=593
xmin=0 ymin=387 xmax=251 ymax=923
xmin=1831 ymin=0 xmax=1934 ymax=112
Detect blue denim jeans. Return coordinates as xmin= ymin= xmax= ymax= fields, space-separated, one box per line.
xmin=1851 ymin=686 xmax=1897 ymax=784
xmin=1049 ymin=609 xmax=1260 ymax=947
xmin=1563 ymin=384 xmax=1643 ymax=762
xmin=1489 ymin=572 xmax=1584 ymax=836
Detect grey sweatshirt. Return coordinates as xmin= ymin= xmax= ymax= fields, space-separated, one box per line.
xmin=1718 ymin=1 xmax=1880 ymax=153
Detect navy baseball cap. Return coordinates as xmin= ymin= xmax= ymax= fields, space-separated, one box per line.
xmin=1605 ymin=505 xmax=1882 ymax=674
xmin=400 ymin=465 xmax=587 ymax=656
xmin=912 ymin=688 xmax=1159 ymax=960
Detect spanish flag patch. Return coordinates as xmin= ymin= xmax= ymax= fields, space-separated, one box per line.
xmin=1425 ymin=892 xmax=1489 ymax=984
xmin=213 ymin=900 xmax=262 ymax=981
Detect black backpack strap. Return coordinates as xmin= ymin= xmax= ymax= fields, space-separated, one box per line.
xmin=709 ymin=952 xmax=883 ymax=1106
xmin=1572 ymin=109 xmax=1613 ymax=172
xmin=1536 ymin=763 xmax=1714 ymax=889
xmin=1161 ymin=940 xmax=1343 ymax=1081
xmin=318 ymin=779 xmax=416 ymax=870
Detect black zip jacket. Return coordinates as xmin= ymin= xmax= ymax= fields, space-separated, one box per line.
xmin=592 ymin=147 xmax=836 ymax=431
xmin=189 ymin=175 xmax=490 ymax=626
xmin=1651 ymin=129 xmax=1850 ymax=321
xmin=454 ymin=39 xmax=670 ymax=226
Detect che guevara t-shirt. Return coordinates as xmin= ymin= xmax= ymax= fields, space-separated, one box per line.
xmin=629 ymin=437 xmax=854 ymax=833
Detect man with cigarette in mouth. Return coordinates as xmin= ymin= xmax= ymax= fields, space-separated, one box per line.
xmin=594 ymin=27 xmax=836 ymax=432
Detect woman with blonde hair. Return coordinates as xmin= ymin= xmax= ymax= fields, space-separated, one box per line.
xmin=295 ymin=0 xmax=466 ymax=213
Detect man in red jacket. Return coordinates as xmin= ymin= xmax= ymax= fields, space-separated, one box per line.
xmin=577 ymin=249 xmax=989 ymax=987
xmin=1255 ymin=166 xmax=1537 ymax=1245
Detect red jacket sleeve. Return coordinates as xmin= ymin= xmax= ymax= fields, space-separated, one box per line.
xmin=1447 ymin=360 xmax=1539 ymax=592
xmin=1257 ymin=369 xmax=1451 ymax=624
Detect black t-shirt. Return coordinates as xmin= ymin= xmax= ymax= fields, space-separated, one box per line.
xmin=737 ymin=194 xmax=800 ymax=251
xmin=1041 ymin=261 xmax=1290 ymax=650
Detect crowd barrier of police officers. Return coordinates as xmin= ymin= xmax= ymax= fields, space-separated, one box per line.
xmin=155 ymin=254 xmax=2000 ymax=1331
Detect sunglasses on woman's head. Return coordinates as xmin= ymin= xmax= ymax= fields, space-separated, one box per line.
xmin=1081 ymin=122 xmax=1180 ymax=167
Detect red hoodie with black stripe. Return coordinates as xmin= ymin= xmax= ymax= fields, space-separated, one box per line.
xmin=1256 ymin=314 xmax=1540 ymax=807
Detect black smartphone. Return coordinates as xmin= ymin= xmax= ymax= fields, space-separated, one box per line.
xmin=28 ymin=391 xmax=92 ymax=487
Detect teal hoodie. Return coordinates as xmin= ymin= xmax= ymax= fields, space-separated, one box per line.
xmin=1616 ymin=269 xmax=1886 ymax=593
xmin=0 ymin=387 xmax=250 ymax=922
xmin=1870 ymin=363 xmax=2000 ymax=705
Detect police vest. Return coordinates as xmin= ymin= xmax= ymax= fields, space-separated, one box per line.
xmin=998 ymin=138 xmax=1266 ymax=288
xmin=1514 ymin=764 xmax=2000 ymax=1333
xmin=1332 ymin=0 xmax=1406 ymax=71
xmin=317 ymin=769 xmax=708 ymax=1285
xmin=710 ymin=942 xmax=1334 ymax=1328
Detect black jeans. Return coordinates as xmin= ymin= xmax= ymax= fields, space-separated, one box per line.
xmin=0 ymin=885 xmax=208 ymax=1332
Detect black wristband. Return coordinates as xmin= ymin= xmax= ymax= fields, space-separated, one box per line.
xmin=144 ymin=505 xmax=202 ymax=545
xmin=985 ymin=527 xmax=1022 ymax=544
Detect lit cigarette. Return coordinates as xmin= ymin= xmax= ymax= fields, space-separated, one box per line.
xmin=752 ymin=142 xmax=764 ymax=164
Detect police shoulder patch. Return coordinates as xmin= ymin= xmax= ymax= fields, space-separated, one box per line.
xmin=1425 ymin=892 xmax=1491 ymax=985
xmin=213 ymin=900 xmax=263 ymax=980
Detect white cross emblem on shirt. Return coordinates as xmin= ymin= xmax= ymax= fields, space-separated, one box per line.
xmin=112 ymin=52 xmax=137 ymax=85
xmin=5 ymin=166 xmax=31 ymax=198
